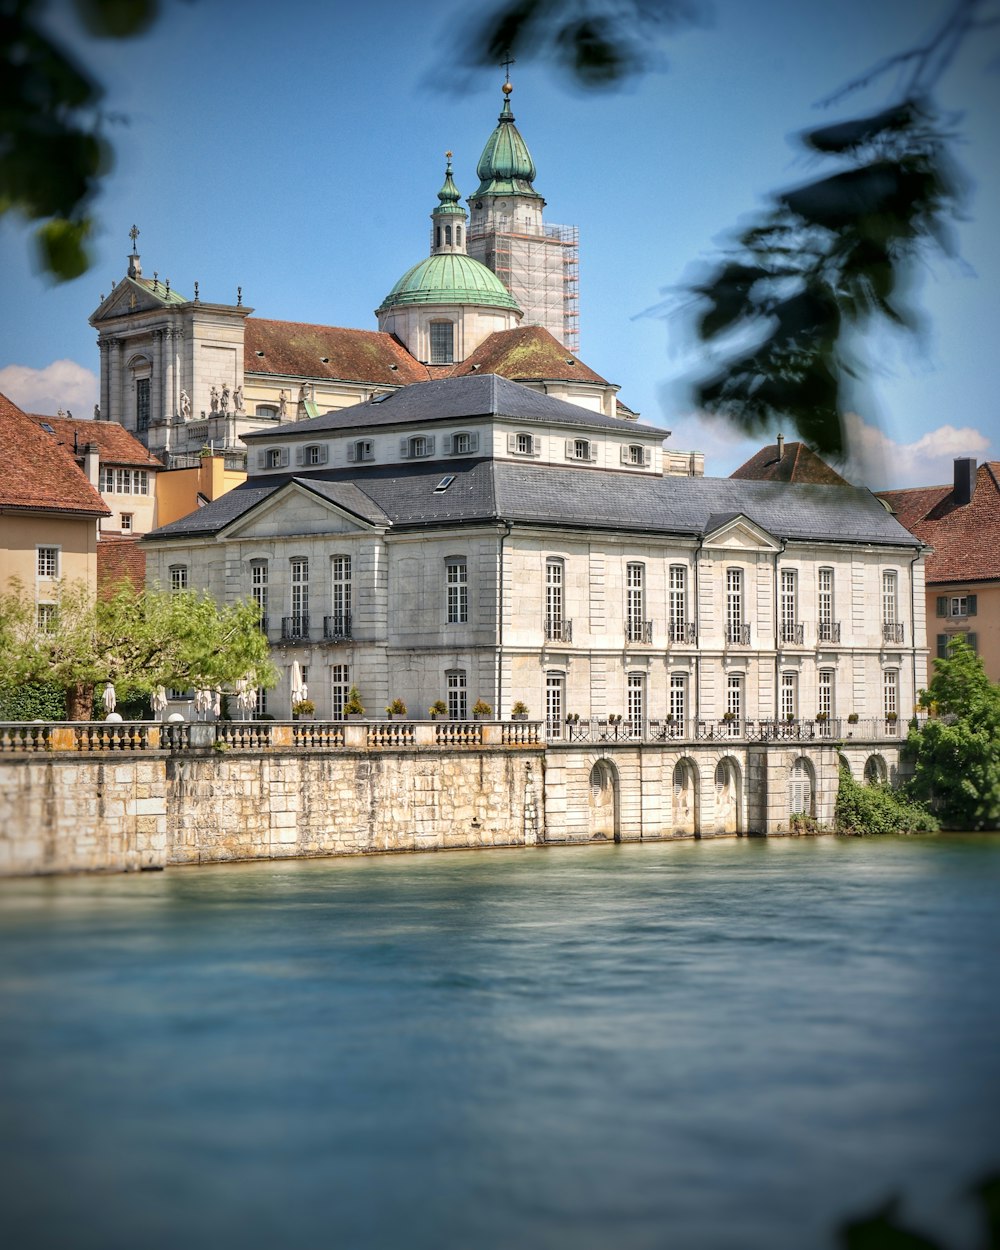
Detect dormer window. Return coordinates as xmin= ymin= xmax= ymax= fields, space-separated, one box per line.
xmin=268 ymin=449 xmax=282 ymax=468
xmin=296 ymin=444 xmax=328 ymax=467
xmin=622 ymin=443 xmax=651 ymax=467
xmin=509 ymin=432 xmax=539 ymax=457
xmin=257 ymin=447 xmax=290 ymax=470
xmin=566 ymin=438 xmax=596 ymax=462
xmin=444 ymin=431 xmax=479 ymax=456
xmin=401 ymin=434 xmax=435 ymax=459
xmin=256 ymin=404 xmax=278 ymax=419
xmin=348 ymin=439 xmax=374 ymax=463
xmin=429 ymin=322 xmax=454 ymax=365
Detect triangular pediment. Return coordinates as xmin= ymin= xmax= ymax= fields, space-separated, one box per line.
xmin=702 ymin=513 xmax=781 ymax=552
xmin=220 ymin=480 xmax=380 ymax=541
xmin=90 ymin=277 xmax=182 ymax=323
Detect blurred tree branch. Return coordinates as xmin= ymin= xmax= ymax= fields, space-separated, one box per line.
xmin=0 ymin=0 xmax=161 ymax=281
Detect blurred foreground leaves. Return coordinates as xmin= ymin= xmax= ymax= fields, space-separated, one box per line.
xmin=838 ymin=1172 xmax=1000 ymax=1249
xmin=0 ymin=0 xmax=159 ymax=280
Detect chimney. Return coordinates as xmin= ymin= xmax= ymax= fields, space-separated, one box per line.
xmin=83 ymin=443 xmax=100 ymax=487
xmin=953 ymin=458 xmax=977 ymax=506
xmin=776 ymin=433 xmax=784 ymax=461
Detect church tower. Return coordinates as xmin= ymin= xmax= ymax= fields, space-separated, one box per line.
xmin=466 ymin=75 xmax=579 ymax=351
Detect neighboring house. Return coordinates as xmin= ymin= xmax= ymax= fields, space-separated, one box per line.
xmin=84 ymin=81 xmax=703 ymax=479
xmin=144 ymin=374 xmax=926 ymax=741
xmin=0 ymin=392 xmax=109 ymax=613
xmin=879 ymin=459 xmax=1000 ymax=684
xmin=730 ymin=435 xmax=852 ymax=486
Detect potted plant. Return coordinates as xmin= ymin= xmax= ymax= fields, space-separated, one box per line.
xmin=429 ymin=699 xmax=447 ymax=720
xmin=343 ymin=686 xmax=365 ymax=720
xmin=847 ymin=712 xmax=859 ymax=724
xmin=511 ymin=701 xmax=529 ymax=721
xmin=722 ymin=710 xmax=736 ymax=723
xmin=815 ymin=711 xmax=828 ymax=723
xmin=472 ymin=699 xmax=493 ymax=720
xmin=885 ymin=710 xmax=898 ymax=723
xmin=385 ymin=698 xmax=407 ymax=720
xmin=609 ymin=713 xmax=622 ymax=725
xmin=785 ymin=713 xmax=796 ymax=724
xmin=292 ymin=698 xmax=315 ymax=721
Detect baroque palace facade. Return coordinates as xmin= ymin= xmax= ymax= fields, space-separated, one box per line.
xmin=130 ymin=81 xmax=924 ymax=837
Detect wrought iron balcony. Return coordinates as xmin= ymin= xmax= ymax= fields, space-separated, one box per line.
xmin=545 ymin=618 xmax=573 ymax=643
xmin=726 ymin=623 xmax=751 ymax=645
xmin=882 ymin=622 xmax=905 ymax=644
xmin=256 ymin=615 xmax=269 ymax=634
xmin=323 ymin=613 xmax=352 ymax=641
xmin=780 ymin=622 xmax=804 ymax=645
xmin=281 ymin=614 xmax=310 ymax=641
xmin=668 ymin=620 xmax=697 ymax=644
xmin=817 ymin=620 xmax=841 ymax=644
xmin=625 ymin=619 xmax=653 ymax=644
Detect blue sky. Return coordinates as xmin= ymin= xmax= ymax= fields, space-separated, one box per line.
xmin=1 ymin=0 xmax=997 ymax=488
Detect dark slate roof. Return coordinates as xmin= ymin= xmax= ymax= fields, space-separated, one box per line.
xmin=146 ymin=456 xmax=920 ymax=548
xmin=241 ymin=374 xmax=646 ymax=440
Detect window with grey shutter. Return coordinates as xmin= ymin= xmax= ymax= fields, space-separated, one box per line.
xmin=936 ymin=596 xmax=947 ymax=616
xmin=347 ymin=442 xmax=357 ymax=463
xmin=937 ymin=634 xmax=948 ymax=657
xmin=968 ymin=594 xmax=977 ymax=615
xmin=256 ymin=450 xmax=266 ymax=469
xmin=280 ymin=448 xmax=290 ymax=467
xmin=295 ymin=447 xmax=304 ymax=466
xmin=442 ymin=435 xmax=453 ymax=454
xmin=400 ymin=438 xmax=409 ymax=458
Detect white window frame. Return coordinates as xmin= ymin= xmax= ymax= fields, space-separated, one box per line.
xmin=883 ymin=669 xmax=898 ymax=718
xmin=780 ymin=671 xmax=798 ymax=720
xmin=626 ymin=562 xmax=645 ymax=640
xmin=169 ymin=564 xmax=188 ymax=593
xmin=447 ymin=671 xmax=467 ymax=721
xmin=545 ymin=558 xmax=564 ymax=639
xmin=818 ymin=668 xmax=834 ymax=719
xmin=331 ymin=555 xmax=352 ymax=627
xmin=446 ymin=559 xmax=468 ymax=625
xmin=669 ymin=672 xmax=687 ymax=723
xmin=290 ymin=557 xmax=309 ymax=624
xmin=250 ymin=559 xmax=268 ymax=622
xmin=37 ymin=602 xmax=57 ymax=633
xmin=882 ymin=570 xmax=898 ymax=625
xmin=37 ymin=546 xmax=59 ymax=579
xmin=627 ymin=672 xmax=646 ymax=735
xmin=668 ymin=565 xmax=687 ymax=642
xmin=330 ymin=665 xmax=351 ymax=721
xmin=545 ymin=672 xmax=565 ymax=740
xmin=818 ymin=567 xmax=834 ymax=640
xmin=780 ymin=569 xmax=797 ymax=640
xmin=726 ymin=672 xmax=743 ymax=722
xmin=726 ymin=567 xmax=744 ymax=643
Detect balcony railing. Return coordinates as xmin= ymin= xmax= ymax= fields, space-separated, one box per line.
xmin=256 ymin=615 xmax=269 ymax=634
xmin=726 ymin=623 xmax=751 ymax=646
xmin=780 ymin=622 xmax=804 ymax=645
xmin=625 ymin=619 xmax=653 ymax=644
xmin=323 ymin=613 xmax=352 ymax=641
xmin=882 ymin=622 xmax=905 ymax=644
xmin=817 ymin=620 xmax=841 ymax=644
xmin=545 ymin=618 xmax=573 ymax=643
xmin=668 ymin=620 xmax=697 ymax=644
xmin=281 ymin=614 xmax=310 ymax=641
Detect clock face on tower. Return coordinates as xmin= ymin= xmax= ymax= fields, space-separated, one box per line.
xmin=498 ymin=200 xmax=509 ymax=213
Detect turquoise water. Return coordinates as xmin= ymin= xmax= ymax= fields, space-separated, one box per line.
xmin=1 ymin=836 xmax=998 ymax=1250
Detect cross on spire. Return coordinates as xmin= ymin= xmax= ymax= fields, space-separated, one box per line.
xmin=501 ymin=52 xmax=515 ymax=83
xmin=128 ymin=224 xmax=140 ymax=251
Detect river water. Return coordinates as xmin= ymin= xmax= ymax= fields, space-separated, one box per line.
xmin=1 ymin=836 xmax=998 ymax=1250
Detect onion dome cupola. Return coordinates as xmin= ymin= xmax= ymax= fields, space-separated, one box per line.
xmin=431 ymin=152 xmax=467 ymax=255
xmin=471 ymin=78 xmax=543 ymax=201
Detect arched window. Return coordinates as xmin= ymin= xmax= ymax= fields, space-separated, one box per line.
xmin=864 ymin=755 xmax=888 ymax=785
xmin=429 ymin=322 xmax=454 ymax=364
xmin=545 ymin=672 xmax=565 ymax=740
xmin=545 ymin=558 xmax=566 ymax=641
xmin=781 ymin=671 xmax=798 ymax=721
xmin=789 ymin=757 xmax=815 ymax=816
xmin=445 ymin=225 xmax=452 ymax=245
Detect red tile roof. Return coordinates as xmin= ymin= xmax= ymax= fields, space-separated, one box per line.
xmin=245 ymin=319 xmax=431 ymax=385
xmin=449 ymin=325 xmax=609 ymax=385
xmin=97 ymin=535 xmax=146 ymax=596
xmin=29 ymin=414 xmax=162 ymax=468
xmin=731 ymin=441 xmax=851 ymax=486
xmin=879 ymin=462 xmax=1000 ymax=584
xmin=0 ymin=392 xmax=109 ymax=517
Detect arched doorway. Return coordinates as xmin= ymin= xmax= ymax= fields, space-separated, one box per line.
xmin=589 ymin=759 xmax=619 ymax=842
xmin=672 ymin=757 xmax=699 ymax=837
xmin=714 ymin=756 xmax=742 ymax=834
xmin=864 ymin=754 xmax=888 ymax=785
xmin=788 ymin=757 xmax=816 ymax=820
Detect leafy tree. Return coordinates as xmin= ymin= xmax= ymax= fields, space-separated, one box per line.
xmin=0 ymin=578 xmax=276 ymax=721
xmin=906 ymin=635 xmax=1000 ymax=830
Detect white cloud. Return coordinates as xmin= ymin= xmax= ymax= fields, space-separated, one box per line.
xmin=0 ymin=360 xmax=99 ymax=419
xmin=841 ymin=413 xmax=993 ymax=490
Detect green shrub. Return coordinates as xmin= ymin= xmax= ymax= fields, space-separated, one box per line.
xmin=835 ymin=766 xmax=938 ymax=835
xmin=0 ymin=683 xmax=66 ymax=721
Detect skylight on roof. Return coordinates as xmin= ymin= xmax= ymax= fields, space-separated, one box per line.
xmin=434 ymin=475 xmax=456 ymax=493
xmin=40 ymin=422 xmax=54 ymax=433
xmin=371 ymin=393 xmax=390 ymax=403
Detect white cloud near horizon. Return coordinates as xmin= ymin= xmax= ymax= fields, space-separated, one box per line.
xmin=664 ymin=409 xmax=994 ymax=490
xmin=0 ymin=360 xmax=99 ymax=419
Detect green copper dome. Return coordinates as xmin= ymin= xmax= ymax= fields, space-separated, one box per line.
xmin=472 ymin=89 xmax=541 ymax=200
xmin=377 ymin=253 xmax=521 ymax=314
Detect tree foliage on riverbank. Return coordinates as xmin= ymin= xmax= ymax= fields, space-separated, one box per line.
xmin=835 ymin=766 xmax=938 ymax=836
xmin=906 ymin=636 xmax=1000 ymax=830
xmin=0 ymin=578 xmax=276 ymax=720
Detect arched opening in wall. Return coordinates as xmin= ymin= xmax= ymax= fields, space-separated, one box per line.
xmin=838 ymin=752 xmax=852 ymax=777
xmin=789 ymin=757 xmax=816 ymax=822
xmin=127 ymin=353 xmax=152 ymax=432
xmin=864 ymin=754 xmax=888 ymax=786
xmin=713 ymin=756 xmax=742 ymax=834
xmin=588 ymin=759 xmax=619 ymax=843
xmin=672 ymin=757 xmax=699 ymax=837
